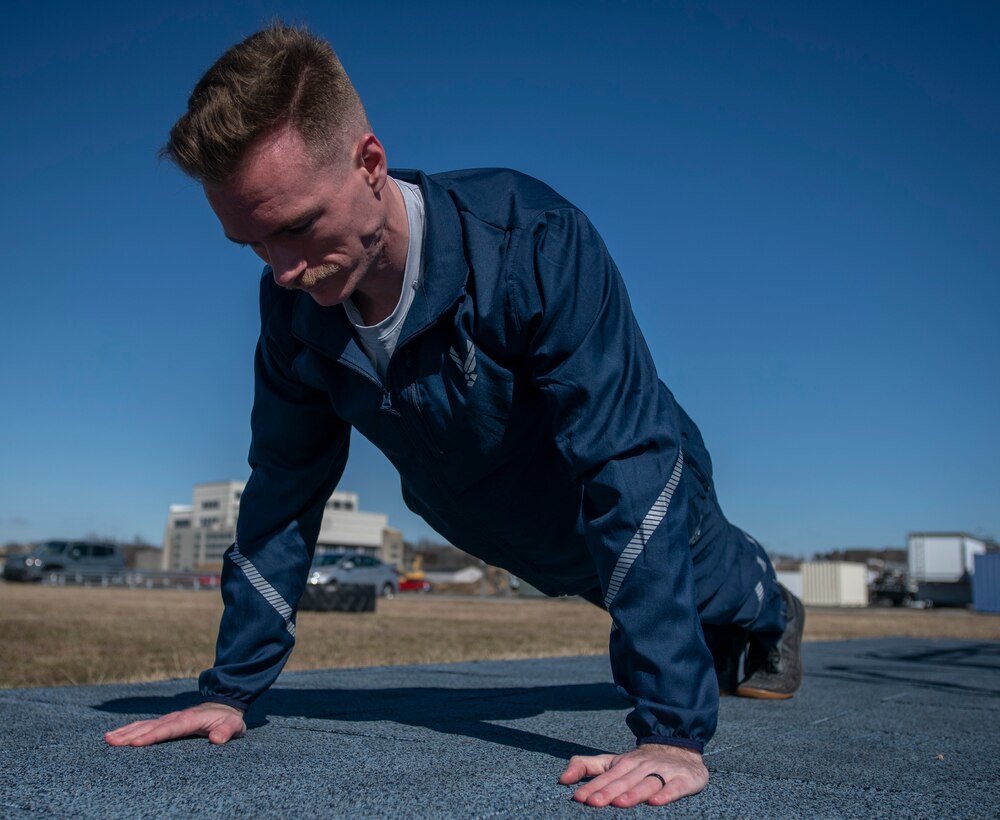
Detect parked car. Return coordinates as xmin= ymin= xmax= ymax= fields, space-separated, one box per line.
xmin=308 ymin=552 xmax=399 ymax=598
xmin=2 ymin=540 xmax=125 ymax=582
xmin=398 ymin=577 xmax=433 ymax=593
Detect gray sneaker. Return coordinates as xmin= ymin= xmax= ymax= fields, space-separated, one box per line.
xmin=736 ymin=585 xmax=805 ymax=699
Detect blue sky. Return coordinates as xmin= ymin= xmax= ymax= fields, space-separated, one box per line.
xmin=1 ymin=1 xmax=997 ymax=556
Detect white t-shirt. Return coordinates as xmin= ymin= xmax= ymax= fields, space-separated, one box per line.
xmin=342 ymin=177 xmax=425 ymax=381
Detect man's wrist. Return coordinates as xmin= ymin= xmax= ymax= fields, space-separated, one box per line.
xmin=201 ymin=697 xmax=247 ymax=714
xmin=637 ymin=736 xmax=705 ymax=754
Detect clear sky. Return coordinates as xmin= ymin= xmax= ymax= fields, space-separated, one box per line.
xmin=1 ymin=1 xmax=997 ymax=556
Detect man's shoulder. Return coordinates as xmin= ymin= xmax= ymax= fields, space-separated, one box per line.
xmin=428 ymin=167 xmax=563 ymax=200
xmin=395 ymin=167 xmax=581 ymax=230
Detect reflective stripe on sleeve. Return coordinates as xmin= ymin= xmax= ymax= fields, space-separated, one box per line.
xmin=604 ymin=450 xmax=685 ymax=610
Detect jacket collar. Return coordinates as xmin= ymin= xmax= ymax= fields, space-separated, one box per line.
xmin=290 ymin=169 xmax=469 ymax=364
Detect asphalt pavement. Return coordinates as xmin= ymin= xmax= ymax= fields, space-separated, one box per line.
xmin=1 ymin=637 xmax=998 ymax=818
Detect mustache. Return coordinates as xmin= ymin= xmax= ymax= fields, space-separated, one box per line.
xmin=287 ymin=263 xmax=343 ymax=290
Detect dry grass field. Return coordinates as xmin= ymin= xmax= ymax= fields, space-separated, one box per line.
xmin=1 ymin=582 xmax=998 ymax=689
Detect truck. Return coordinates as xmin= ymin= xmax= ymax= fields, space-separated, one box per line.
xmin=907 ymin=532 xmax=987 ymax=607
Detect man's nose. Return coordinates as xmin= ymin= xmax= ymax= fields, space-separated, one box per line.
xmin=269 ymin=248 xmax=307 ymax=287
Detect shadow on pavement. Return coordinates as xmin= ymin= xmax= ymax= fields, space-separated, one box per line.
xmin=865 ymin=642 xmax=1000 ymax=670
xmin=94 ymin=681 xmax=630 ymax=759
xmin=808 ymin=642 xmax=1000 ymax=697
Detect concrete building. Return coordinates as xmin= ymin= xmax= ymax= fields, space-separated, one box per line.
xmin=163 ymin=482 xmax=403 ymax=572
xmin=121 ymin=543 xmax=164 ymax=571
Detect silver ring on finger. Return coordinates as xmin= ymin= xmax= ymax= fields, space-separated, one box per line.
xmin=646 ymin=773 xmax=667 ymax=788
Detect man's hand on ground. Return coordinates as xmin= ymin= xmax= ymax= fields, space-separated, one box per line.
xmin=559 ymin=743 xmax=709 ymax=808
xmin=104 ymin=702 xmax=246 ymax=747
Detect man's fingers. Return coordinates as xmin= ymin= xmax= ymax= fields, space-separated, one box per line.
xmin=105 ymin=714 xmax=191 ymax=747
xmin=576 ymin=766 xmax=703 ymax=809
xmin=569 ymin=758 xmax=644 ymax=806
xmin=610 ymin=772 xmax=671 ymax=808
xmin=644 ymin=770 xmax=708 ymax=807
xmin=104 ymin=719 xmax=167 ymax=746
xmin=558 ymin=754 xmax=616 ymax=785
xmin=103 ymin=719 xmax=144 ymax=743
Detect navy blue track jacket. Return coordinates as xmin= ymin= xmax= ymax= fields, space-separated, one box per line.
xmin=201 ymin=168 xmax=720 ymax=751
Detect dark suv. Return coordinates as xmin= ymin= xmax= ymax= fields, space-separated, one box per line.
xmin=2 ymin=540 xmax=125 ymax=582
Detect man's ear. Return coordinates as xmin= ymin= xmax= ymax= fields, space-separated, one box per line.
xmin=356 ymin=134 xmax=388 ymax=194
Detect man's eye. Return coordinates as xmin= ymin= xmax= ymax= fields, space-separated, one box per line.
xmin=286 ymin=219 xmax=315 ymax=236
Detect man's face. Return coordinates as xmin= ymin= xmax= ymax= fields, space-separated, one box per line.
xmin=203 ymin=127 xmax=388 ymax=308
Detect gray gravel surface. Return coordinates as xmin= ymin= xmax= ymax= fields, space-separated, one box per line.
xmin=1 ymin=638 xmax=997 ymax=818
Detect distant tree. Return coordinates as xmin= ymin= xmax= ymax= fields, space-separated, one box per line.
xmin=1 ymin=541 xmax=31 ymax=556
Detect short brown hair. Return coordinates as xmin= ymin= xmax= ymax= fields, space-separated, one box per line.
xmin=163 ymin=23 xmax=370 ymax=182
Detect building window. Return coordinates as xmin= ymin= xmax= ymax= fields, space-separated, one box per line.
xmin=234 ymin=491 xmax=242 ymax=501
xmin=201 ymin=500 xmax=220 ymax=510
xmin=174 ymin=519 xmax=191 ymax=529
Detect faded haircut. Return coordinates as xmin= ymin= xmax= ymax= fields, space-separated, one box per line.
xmin=163 ymin=22 xmax=370 ymax=182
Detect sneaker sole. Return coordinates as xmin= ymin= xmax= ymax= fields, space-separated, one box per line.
xmin=735 ymin=685 xmax=796 ymax=700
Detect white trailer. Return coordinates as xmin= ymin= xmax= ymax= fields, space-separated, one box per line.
xmin=908 ymin=533 xmax=986 ymax=583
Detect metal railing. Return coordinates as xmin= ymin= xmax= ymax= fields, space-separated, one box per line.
xmin=36 ymin=570 xmax=223 ymax=590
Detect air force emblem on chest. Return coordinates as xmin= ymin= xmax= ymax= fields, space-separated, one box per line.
xmin=449 ymin=339 xmax=478 ymax=387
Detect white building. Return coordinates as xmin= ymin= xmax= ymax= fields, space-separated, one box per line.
xmin=801 ymin=561 xmax=869 ymax=607
xmin=163 ymin=482 xmax=403 ymax=572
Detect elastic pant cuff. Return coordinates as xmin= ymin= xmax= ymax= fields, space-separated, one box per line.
xmin=636 ymin=736 xmax=705 ymax=754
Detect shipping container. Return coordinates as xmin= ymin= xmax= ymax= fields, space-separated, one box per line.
xmin=775 ymin=570 xmax=803 ymax=600
xmin=802 ymin=561 xmax=868 ymax=607
xmin=972 ymin=554 xmax=1000 ymax=614
xmin=908 ymin=533 xmax=986 ymax=583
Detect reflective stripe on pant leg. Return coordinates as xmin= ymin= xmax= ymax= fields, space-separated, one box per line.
xmin=230 ymin=541 xmax=297 ymax=637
